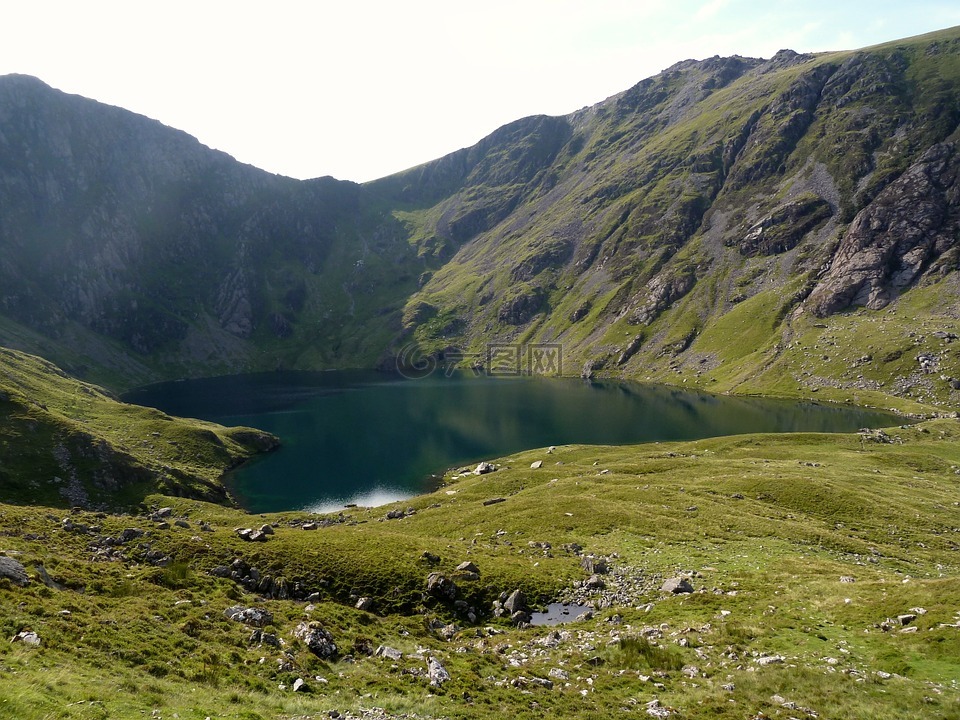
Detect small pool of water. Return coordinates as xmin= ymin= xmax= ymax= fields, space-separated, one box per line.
xmin=529 ymin=602 xmax=593 ymax=626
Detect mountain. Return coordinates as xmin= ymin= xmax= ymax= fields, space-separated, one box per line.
xmin=0 ymin=74 xmax=429 ymax=386
xmin=0 ymin=27 xmax=958 ymax=410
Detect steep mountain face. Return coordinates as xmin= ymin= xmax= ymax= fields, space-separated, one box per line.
xmin=371 ymin=28 xmax=960 ymax=406
xmin=0 ymin=27 xmax=958 ymax=406
xmin=0 ymin=75 xmax=430 ymax=386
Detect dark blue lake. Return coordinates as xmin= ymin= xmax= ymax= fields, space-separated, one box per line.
xmin=124 ymin=371 xmax=897 ymax=513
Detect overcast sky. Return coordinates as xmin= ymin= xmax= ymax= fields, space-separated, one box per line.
xmin=2 ymin=1 xmax=959 ymax=183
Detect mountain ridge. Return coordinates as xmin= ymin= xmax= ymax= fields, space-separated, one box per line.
xmin=0 ymin=26 xmax=958 ymax=412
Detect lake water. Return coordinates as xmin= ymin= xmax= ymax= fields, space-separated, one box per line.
xmin=124 ymin=371 xmax=898 ymax=513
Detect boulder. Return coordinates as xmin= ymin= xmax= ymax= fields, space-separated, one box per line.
xmin=292 ymin=677 xmax=309 ymax=693
xmin=580 ymin=556 xmax=608 ymax=574
xmin=425 ymin=573 xmax=458 ymax=601
xmin=11 ymin=630 xmax=40 ymax=647
xmin=117 ymin=528 xmax=144 ymax=544
xmin=530 ymin=460 xmax=543 ymax=469
xmin=510 ymin=610 xmax=532 ymax=626
xmin=474 ymin=462 xmax=495 ymax=475
xmin=503 ymin=589 xmax=527 ymax=614
xmin=585 ymin=574 xmax=606 ymax=590
xmin=294 ymin=622 xmax=338 ymax=660
xmin=375 ymin=645 xmax=403 ymax=661
xmin=427 ymin=656 xmax=450 ymax=686
xmin=355 ymin=597 xmax=374 ymax=612
xmin=660 ymin=577 xmax=694 ymax=594
xmin=224 ymin=605 xmax=273 ymax=628
xmin=0 ymin=557 xmax=30 ymax=587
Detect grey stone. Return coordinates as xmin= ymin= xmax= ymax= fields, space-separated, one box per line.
xmin=660 ymin=577 xmax=694 ymax=594
xmin=224 ymin=605 xmax=273 ymax=628
xmin=355 ymin=597 xmax=374 ymax=612
xmin=375 ymin=645 xmax=403 ymax=661
xmin=503 ymin=589 xmax=527 ymax=614
xmin=118 ymin=528 xmax=144 ymax=544
xmin=12 ymin=630 xmax=40 ymax=646
xmin=294 ymin=622 xmax=338 ymax=659
xmin=0 ymin=557 xmax=30 ymax=587
xmin=425 ymin=573 xmax=458 ymax=601
xmin=427 ymin=656 xmax=450 ymax=686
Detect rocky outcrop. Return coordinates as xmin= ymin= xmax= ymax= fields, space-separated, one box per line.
xmin=734 ymin=195 xmax=833 ymax=256
xmin=629 ymin=269 xmax=696 ymax=326
xmin=806 ymin=143 xmax=960 ymax=316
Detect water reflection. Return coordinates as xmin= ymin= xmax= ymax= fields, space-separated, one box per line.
xmin=125 ymin=371 xmax=898 ymax=513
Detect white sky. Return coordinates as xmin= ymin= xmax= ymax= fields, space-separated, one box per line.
xmin=2 ymin=1 xmax=959 ymax=183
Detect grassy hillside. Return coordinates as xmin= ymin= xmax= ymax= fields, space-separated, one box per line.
xmin=0 ymin=347 xmax=277 ymax=507
xmin=1 ymin=421 xmax=959 ymax=719
xmin=378 ymin=26 xmax=960 ymax=410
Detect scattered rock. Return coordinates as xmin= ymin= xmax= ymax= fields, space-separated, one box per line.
xmin=456 ymin=561 xmax=479 ymax=575
xmin=645 ymin=698 xmax=672 ymax=717
xmin=375 ymin=645 xmax=403 ymax=661
xmin=425 ymin=573 xmax=458 ymax=601
xmin=11 ymin=630 xmax=40 ymax=647
xmin=660 ymin=577 xmax=694 ymax=594
xmin=259 ymin=523 xmax=274 ymax=535
xmin=755 ymin=654 xmax=786 ymax=666
xmin=474 ymin=462 xmax=496 ymax=475
xmin=224 ymin=606 xmax=273 ymax=628
xmin=292 ymin=677 xmax=309 ymax=693
xmin=302 ymin=522 xmax=319 ymax=531
xmin=294 ymin=622 xmax=338 ymax=660
xmin=530 ymin=460 xmax=543 ymax=469
xmin=0 ymin=557 xmax=30 ymax=587
xmin=482 ymin=497 xmax=506 ymax=506
xmin=427 ymin=656 xmax=450 ymax=686
xmin=355 ymin=597 xmax=374 ymax=612
xmin=420 ymin=551 xmax=441 ymax=565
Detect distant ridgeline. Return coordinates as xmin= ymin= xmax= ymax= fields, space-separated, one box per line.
xmin=0 ymin=26 xmax=958 ymax=407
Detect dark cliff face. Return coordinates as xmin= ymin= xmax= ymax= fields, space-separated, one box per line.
xmin=0 ymin=27 xmax=958 ymax=392
xmin=0 ymin=76 xmax=424 ymax=383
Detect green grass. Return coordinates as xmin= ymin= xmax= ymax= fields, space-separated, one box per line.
xmin=2 ymin=417 xmax=960 ymax=718
xmin=0 ymin=346 xmax=276 ymax=507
